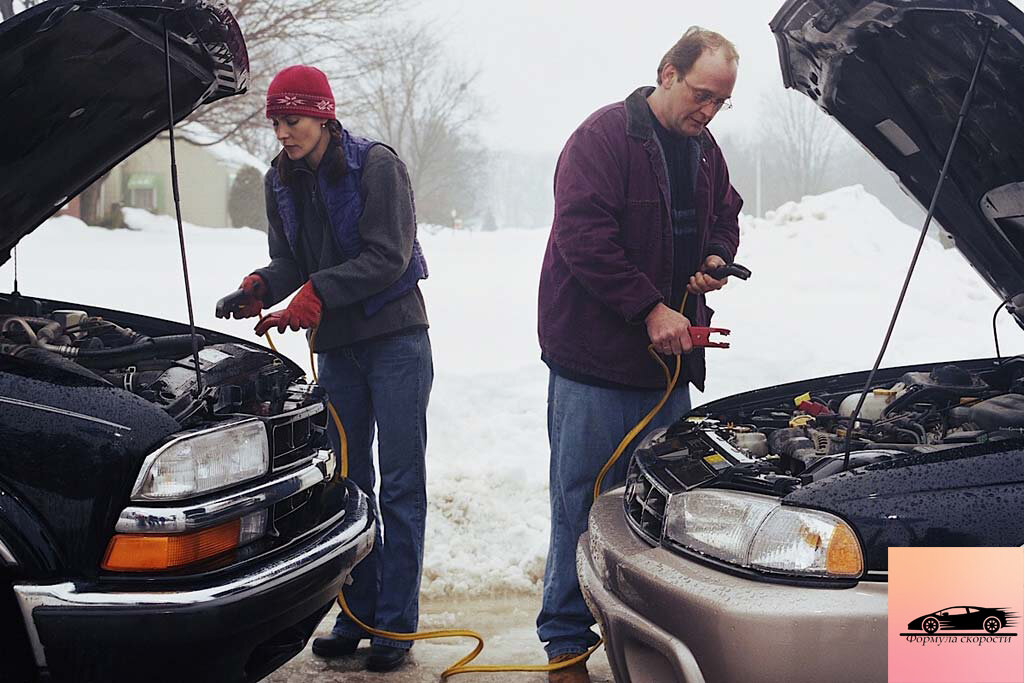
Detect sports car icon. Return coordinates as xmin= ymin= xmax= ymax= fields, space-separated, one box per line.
xmin=907 ymin=607 xmax=1017 ymax=634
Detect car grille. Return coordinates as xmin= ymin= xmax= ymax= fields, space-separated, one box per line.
xmin=623 ymin=456 xmax=669 ymax=545
xmin=272 ymin=485 xmax=321 ymax=541
xmin=264 ymin=403 xmax=332 ymax=544
xmin=268 ymin=403 xmax=328 ymax=471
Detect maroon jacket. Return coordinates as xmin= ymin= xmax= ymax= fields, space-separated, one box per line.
xmin=538 ymin=87 xmax=742 ymax=391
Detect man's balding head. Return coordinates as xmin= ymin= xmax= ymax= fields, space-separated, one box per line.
xmin=656 ymin=26 xmax=739 ymax=86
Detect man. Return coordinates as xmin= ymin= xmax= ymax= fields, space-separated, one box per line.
xmin=536 ymin=27 xmax=742 ymax=682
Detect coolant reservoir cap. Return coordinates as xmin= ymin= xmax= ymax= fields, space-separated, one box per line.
xmin=789 ymin=415 xmax=814 ymax=428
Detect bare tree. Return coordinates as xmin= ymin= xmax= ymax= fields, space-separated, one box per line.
xmin=757 ymin=88 xmax=844 ymax=202
xmin=343 ymin=24 xmax=487 ymax=224
xmin=190 ymin=0 xmax=395 ymax=159
xmin=62 ymin=0 xmax=393 ymax=222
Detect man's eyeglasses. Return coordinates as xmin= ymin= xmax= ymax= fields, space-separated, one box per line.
xmin=682 ymin=78 xmax=732 ymax=111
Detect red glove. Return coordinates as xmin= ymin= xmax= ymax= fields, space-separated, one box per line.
xmin=231 ymin=274 xmax=267 ymax=319
xmin=241 ymin=274 xmax=267 ymax=298
xmin=254 ymin=281 xmax=322 ymax=335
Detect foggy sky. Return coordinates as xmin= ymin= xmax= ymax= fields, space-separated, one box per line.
xmin=409 ymin=0 xmax=793 ymax=154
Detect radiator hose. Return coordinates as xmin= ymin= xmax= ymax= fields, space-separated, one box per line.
xmin=64 ymin=334 xmax=206 ymax=370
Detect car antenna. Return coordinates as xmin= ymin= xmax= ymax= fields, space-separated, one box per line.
xmin=842 ymin=20 xmax=995 ymax=472
xmin=162 ymin=17 xmax=205 ymax=397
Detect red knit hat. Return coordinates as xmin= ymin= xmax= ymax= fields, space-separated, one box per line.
xmin=265 ymin=65 xmax=336 ymax=120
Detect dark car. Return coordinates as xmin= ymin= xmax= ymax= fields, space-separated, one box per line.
xmin=578 ymin=1 xmax=1024 ymax=682
xmin=0 ymin=2 xmax=373 ymax=682
xmin=908 ymin=606 xmax=1017 ymax=634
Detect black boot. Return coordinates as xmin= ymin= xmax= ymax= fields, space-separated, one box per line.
xmin=311 ymin=634 xmax=362 ymax=657
xmin=366 ymin=644 xmax=410 ymax=672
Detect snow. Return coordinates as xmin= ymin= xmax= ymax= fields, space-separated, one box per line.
xmin=3 ymin=186 xmax=1023 ymax=597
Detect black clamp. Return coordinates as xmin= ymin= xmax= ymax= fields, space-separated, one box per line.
xmin=705 ymin=262 xmax=752 ymax=281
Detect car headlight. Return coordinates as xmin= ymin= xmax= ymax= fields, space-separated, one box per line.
xmin=663 ymin=489 xmax=864 ymax=579
xmin=132 ymin=420 xmax=270 ymax=500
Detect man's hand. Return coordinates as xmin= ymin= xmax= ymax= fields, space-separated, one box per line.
xmin=645 ymin=303 xmax=693 ymax=356
xmin=686 ymin=255 xmax=729 ymax=295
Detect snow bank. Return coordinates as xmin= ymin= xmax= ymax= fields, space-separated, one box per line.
xmin=3 ymin=186 xmax=1022 ymax=597
xmin=703 ymin=184 xmax=1016 ymax=404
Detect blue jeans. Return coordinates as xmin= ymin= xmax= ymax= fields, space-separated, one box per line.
xmin=537 ymin=371 xmax=691 ymax=658
xmin=319 ymin=330 xmax=433 ymax=650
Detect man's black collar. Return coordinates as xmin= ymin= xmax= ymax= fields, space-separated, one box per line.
xmin=625 ymin=86 xmax=708 ymax=149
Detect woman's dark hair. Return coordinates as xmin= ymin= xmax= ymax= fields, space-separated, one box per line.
xmin=273 ymin=118 xmax=347 ymax=184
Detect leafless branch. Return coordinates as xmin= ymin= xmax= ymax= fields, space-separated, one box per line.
xmin=340 ymin=23 xmax=487 ymax=222
xmin=758 ymin=89 xmax=843 ymax=199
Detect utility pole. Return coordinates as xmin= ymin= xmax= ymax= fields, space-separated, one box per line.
xmin=755 ymin=144 xmax=763 ymax=218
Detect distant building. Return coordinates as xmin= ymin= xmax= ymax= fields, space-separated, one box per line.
xmin=85 ymin=122 xmax=268 ymax=228
xmin=58 ymin=197 xmax=81 ymax=220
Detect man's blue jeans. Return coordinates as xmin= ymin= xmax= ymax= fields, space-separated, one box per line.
xmin=319 ymin=330 xmax=433 ymax=650
xmin=537 ymin=371 xmax=691 ymax=658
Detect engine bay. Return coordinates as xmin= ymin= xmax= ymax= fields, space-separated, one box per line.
xmin=635 ymin=360 xmax=1024 ymax=497
xmin=0 ymin=295 xmax=314 ymax=426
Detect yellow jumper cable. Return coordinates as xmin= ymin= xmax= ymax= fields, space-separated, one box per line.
xmin=258 ymin=291 xmax=688 ymax=679
xmin=593 ymin=291 xmax=689 ymax=498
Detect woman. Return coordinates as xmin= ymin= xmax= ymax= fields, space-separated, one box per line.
xmin=228 ymin=65 xmax=432 ymax=673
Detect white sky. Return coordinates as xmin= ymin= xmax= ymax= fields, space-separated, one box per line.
xmin=409 ymin=0 xmax=791 ymax=154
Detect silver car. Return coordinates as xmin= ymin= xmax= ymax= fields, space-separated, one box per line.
xmin=579 ymin=0 xmax=1024 ymax=680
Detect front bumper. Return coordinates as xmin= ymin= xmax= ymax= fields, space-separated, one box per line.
xmin=14 ymin=478 xmax=374 ymax=683
xmin=578 ymin=490 xmax=887 ymax=683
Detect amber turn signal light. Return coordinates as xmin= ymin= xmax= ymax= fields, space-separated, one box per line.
xmin=102 ymin=519 xmax=241 ymax=572
xmin=825 ymin=523 xmax=864 ymax=576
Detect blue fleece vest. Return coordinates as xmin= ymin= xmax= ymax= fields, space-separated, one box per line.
xmin=268 ymin=130 xmax=428 ymax=317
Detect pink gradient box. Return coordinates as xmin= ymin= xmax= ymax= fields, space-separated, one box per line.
xmin=889 ymin=547 xmax=1023 ymax=683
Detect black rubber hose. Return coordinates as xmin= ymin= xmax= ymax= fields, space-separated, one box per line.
xmin=72 ymin=334 xmax=206 ymax=370
xmin=9 ymin=346 xmax=110 ymax=384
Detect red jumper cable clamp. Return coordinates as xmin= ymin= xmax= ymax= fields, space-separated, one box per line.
xmin=684 ymin=261 xmax=749 ymax=349
xmin=688 ymin=327 xmax=730 ymax=348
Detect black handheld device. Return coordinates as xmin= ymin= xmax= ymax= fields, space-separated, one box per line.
xmin=215 ymin=288 xmax=250 ymax=319
xmin=705 ymin=262 xmax=752 ymax=281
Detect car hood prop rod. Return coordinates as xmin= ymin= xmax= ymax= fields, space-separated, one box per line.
xmin=163 ymin=18 xmax=204 ymax=398
xmin=842 ymin=20 xmax=995 ymax=471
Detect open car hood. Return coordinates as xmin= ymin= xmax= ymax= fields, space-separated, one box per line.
xmin=0 ymin=0 xmax=248 ymax=265
xmin=771 ymin=0 xmax=1024 ymax=325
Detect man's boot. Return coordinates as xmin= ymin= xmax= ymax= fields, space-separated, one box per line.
xmin=311 ymin=634 xmax=361 ymax=657
xmin=366 ymin=643 xmax=410 ymax=672
xmin=548 ymin=652 xmax=591 ymax=683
